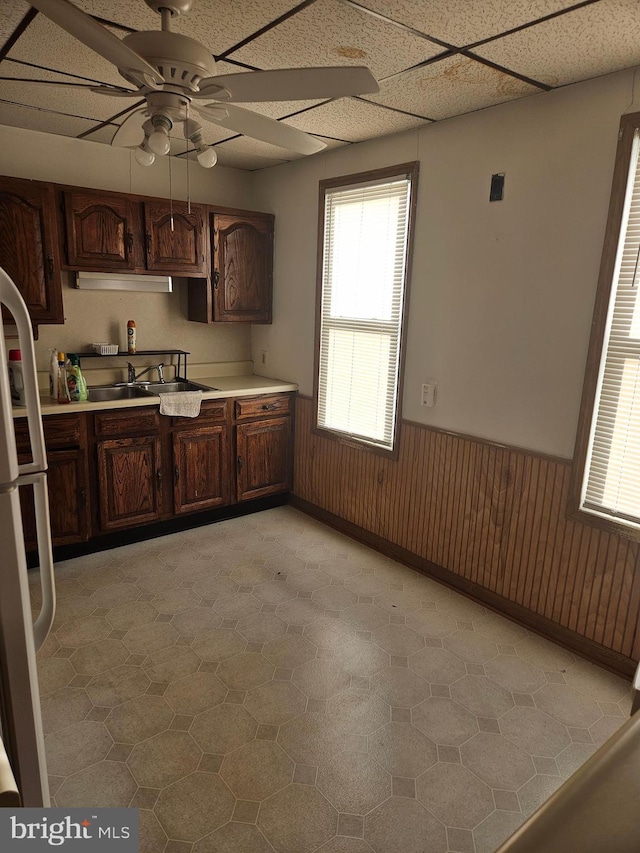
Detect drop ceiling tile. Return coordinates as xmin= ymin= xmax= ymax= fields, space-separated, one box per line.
xmin=364 ymin=55 xmax=539 ymax=121
xmin=230 ymin=0 xmax=443 ymax=80
xmin=8 ymin=15 xmax=127 ymax=87
xmin=284 ymin=97 xmax=429 ymax=142
xmin=0 ymin=63 xmax=138 ymax=121
xmin=72 ymin=0 xmax=303 ymax=55
xmin=356 ymin=0 xmax=579 ymax=47
xmin=0 ymin=0 xmax=31 ymax=47
xmin=0 ymin=100 xmax=102 ymax=137
xmin=474 ymin=0 xmax=640 ymax=87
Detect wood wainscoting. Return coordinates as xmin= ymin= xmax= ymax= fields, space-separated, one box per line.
xmin=292 ymin=396 xmax=640 ymax=676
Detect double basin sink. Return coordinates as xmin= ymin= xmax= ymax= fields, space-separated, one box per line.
xmin=87 ymin=380 xmax=216 ymax=402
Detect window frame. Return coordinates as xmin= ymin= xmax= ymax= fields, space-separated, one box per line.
xmin=568 ymin=111 xmax=640 ymax=541
xmin=312 ymin=162 xmax=419 ymax=459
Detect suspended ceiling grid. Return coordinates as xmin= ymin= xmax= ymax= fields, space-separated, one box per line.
xmin=0 ymin=0 xmax=639 ymax=171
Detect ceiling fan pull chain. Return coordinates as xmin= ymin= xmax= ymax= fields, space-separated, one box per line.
xmin=168 ymin=153 xmax=174 ymax=231
xmin=186 ymin=103 xmax=191 ymax=214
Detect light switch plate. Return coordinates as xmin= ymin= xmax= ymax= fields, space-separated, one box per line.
xmin=421 ymin=382 xmax=437 ymax=407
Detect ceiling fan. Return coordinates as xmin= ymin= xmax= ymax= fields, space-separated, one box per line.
xmin=27 ymin=0 xmax=379 ymax=166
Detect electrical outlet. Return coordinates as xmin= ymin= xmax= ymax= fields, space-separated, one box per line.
xmin=421 ymin=382 xmax=437 ymax=407
xmin=260 ymin=350 xmax=268 ymax=367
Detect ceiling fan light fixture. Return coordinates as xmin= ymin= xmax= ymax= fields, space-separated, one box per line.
xmin=134 ymin=145 xmax=156 ymax=166
xmin=148 ymin=113 xmax=173 ymax=155
xmin=196 ymin=146 xmax=217 ymax=168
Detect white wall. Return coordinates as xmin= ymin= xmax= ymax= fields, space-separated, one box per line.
xmin=0 ymin=125 xmax=256 ymax=369
xmin=251 ymin=68 xmax=640 ymax=459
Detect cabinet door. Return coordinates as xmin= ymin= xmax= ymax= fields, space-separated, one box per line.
xmin=236 ymin=417 xmax=291 ymax=501
xmin=144 ymin=201 xmax=208 ymax=275
xmin=19 ymin=449 xmax=90 ymax=549
xmin=0 ymin=177 xmax=63 ymax=324
xmin=173 ymin=426 xmax=229 ymax=514
xmin=213 ymin=213 xmax=273 ymax=323
xmin=65 ymin=190 xmax=137 ymax=270
xmin=97 ymin=435 xmax=162 ymax=531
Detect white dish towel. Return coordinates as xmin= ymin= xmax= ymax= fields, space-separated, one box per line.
xmin=159 ymin=390 xmax=203 ymax=418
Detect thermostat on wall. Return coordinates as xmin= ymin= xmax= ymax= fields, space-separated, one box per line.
xmin=490 ymin=173 xmax=505 ymax=202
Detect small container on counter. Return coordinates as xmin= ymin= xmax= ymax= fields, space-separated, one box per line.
xmin=8 ymin=349 xmax=26 ymax=406
xmin=127 ymin=320 xmax=136 ymax=354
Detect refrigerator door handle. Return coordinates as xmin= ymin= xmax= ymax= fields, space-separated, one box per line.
xmin=0 ymin=267 xmax=47 ymax=477
xmin=17 ymin=472 xmax=56 ymax=651
xmin=0 ymin=739 xmax=20 ymax=807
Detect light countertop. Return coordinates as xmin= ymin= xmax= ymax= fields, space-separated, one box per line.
xmin=14 ymin=374 xmax=298 ymax=418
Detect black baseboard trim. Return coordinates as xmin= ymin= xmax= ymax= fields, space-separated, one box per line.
xmin=289 ymin=495 xmax=635 ymax=679
xmin=31 ymin=494 xmax=288 ymax=568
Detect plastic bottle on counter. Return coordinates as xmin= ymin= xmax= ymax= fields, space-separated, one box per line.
xmin=49 ymin=348 xmax=58 ymax=400
xmin=67 ymin=354 xmax=88 ymax=402
xmin=127 ymin=320 xmax=136 ymax=354
xmin=56 ymin=351 xmax=71 ymax=404
xmin=8 ymin=349 xmax=26 ymax=406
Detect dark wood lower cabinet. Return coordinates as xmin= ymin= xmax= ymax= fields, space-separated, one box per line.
xmin=236 ymin=416 xmax=292 ymax=501
xmin=19 ymin=392 xmax=293 ymax=551
xmin=19 ymin=449 xmax=90 ymax=549
xmin=96 ymin=435 xmax=162 ymax=531
xmin=173 ymin=426 xmax=229 ymax=514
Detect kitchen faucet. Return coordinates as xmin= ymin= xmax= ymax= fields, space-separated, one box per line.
xmin=127 ymin=362 xmax=164 ymax=383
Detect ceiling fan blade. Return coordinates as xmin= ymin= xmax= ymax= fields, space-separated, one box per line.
xmin=111 ymin=108 xmax=147 ymax=148
xmin=90 ymin=86 xmax=140 ymax=97
xmin=194 ymin=102 xmax=326 ymax=155
xmin=195 ymin=66 xmax=379 ymax=103
xmin=28 ymin=0 xmax=163 ymax=88
xmin=0 ymin=77 xmax=139 ymax=96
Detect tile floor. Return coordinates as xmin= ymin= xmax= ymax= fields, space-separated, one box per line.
xmin=31 ymin=506 xmax=632 ymax=853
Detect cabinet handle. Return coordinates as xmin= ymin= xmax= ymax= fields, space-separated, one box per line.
xmin=174 ymin=464 xmax=179 ymax=484
xmin=79 ymin=487 xmax=87 ymax=503
xmin=46 ymin=257 xmax=54 ymax=281
xmin=157 ymin=468 xmax=162 ymax=488
xmin=260 ymin=404 xmax=274 ymax=411
xmin=146 ymin=233 xmax=152 ymax=253
xmin=237 ymin=456 xmax=243 ymax=472
xmin=213 ymin=270 xmax=219 ymax=289
xmin=126 ymin=232 xmax=134 ymax=251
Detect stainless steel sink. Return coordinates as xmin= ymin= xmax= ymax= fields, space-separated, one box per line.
xmin=144 ymin=380 xmax=217 ymax=394
xmin=87 ymin=385 xmax=155 ymax=402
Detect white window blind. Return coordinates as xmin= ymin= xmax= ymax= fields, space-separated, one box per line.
xmin=317 ymin=175 xmax=412 ymax=451
xmin=582 ymin=130 xmax=640 ymax=529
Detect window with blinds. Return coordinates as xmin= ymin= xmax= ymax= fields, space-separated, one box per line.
xmin=315 ymin=166 xmax=416 ymax=453
xmin=578 ymin=122 xmax=640 ymax=532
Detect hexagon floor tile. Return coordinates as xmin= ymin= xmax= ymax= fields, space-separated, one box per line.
xmin=36 ymin=507 xmax=631 ymax=850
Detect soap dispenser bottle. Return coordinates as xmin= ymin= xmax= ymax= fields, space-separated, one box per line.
xmin=67 ymin=354 xmax=87 ymax=402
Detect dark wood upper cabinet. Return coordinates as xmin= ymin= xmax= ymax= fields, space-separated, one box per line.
xmin=144 ymin=200 xmax=208 ymax=275
xmin=212 ymin=211 xmax=273 ymax=323
xmin=0 ymin=177 xmax=63 ymax=325
xmin=64 ymin=190 xmax=138 ymax=270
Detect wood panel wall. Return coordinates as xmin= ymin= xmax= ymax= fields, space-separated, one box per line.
xmin=293 ymin=396 xmax=640 ymax=673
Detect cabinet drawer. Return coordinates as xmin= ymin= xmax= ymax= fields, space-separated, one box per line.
xmin=15 ymin=413 xmax=83 ymax=454
xmin=172 ymin=398 xmax=228 ymax=426
xmin=234 ymin=394 xmax=292 ymax=421
xmin=94 ymin=407 xmax=159 ymax=437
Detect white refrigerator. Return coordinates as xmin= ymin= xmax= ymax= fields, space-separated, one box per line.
xmin=0 ymin=266 xmax=56 ymax=807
